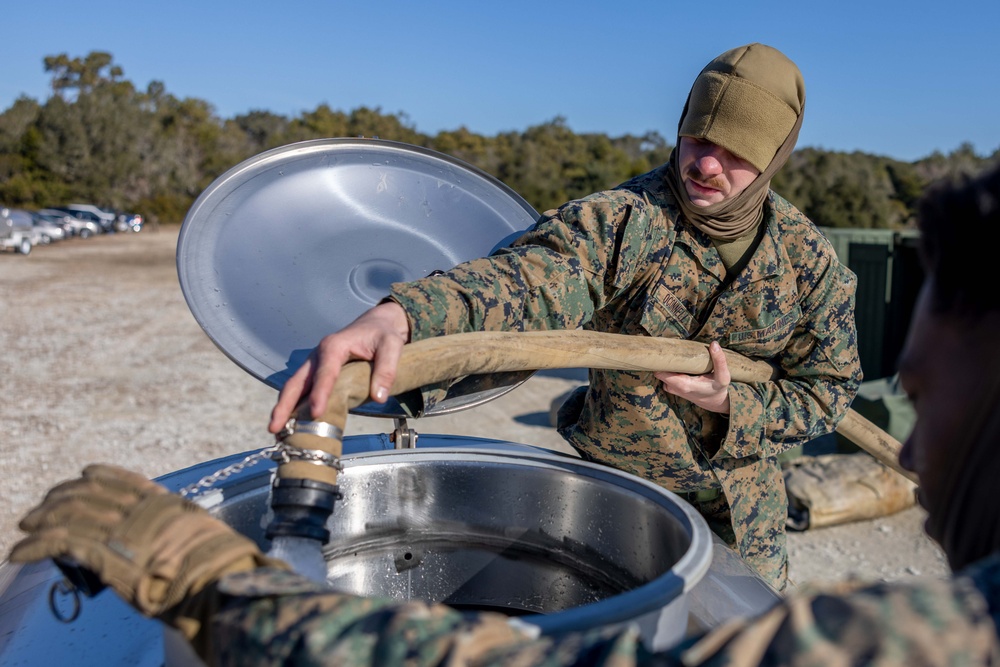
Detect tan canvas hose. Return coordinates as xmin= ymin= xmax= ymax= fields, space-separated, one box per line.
xmin=279 ymin=330 xmax=914 ymax=489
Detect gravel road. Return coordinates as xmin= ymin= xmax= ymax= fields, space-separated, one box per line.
xmin=0 ymin=227 xmax=949 ymax=590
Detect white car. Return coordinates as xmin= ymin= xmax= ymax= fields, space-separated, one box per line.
xmin=41 ymin=207 xmax=101 ymax=238
xmin=31 ymin=213 xmax=66 ymax=243
xmin=0 ymin=207 xmax=35 ymax=254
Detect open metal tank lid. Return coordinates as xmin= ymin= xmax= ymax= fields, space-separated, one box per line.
xmin=177 ymin=138 xmax=538 ymax=418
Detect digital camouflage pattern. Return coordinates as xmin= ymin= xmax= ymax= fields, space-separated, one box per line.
xmin=209 ymin=555 xmax=1000 ymax=666
xmin=210 ymin=567 xmax=645 ymax=666
xmin=389 ymin=163 xmax=862 ymax=589
xmin=672 ymin=551 xmax=1000 ymax=666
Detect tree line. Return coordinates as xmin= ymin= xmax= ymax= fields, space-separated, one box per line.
xmin=1 ymin=51 xmax=996 ymax=227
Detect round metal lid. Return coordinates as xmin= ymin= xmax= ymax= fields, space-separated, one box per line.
xmin=177 ymin=138 xmax=538 ymax=417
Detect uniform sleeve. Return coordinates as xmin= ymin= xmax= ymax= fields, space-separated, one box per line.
xmin=388 ymin=191 xmax=657 ymax=341
xmin=205 ymin=570 xmax=1000 ymax=666
xmin=718 ymin=256 xmax=862 ymax=460
xmin=207 ymin=569 xmax=654 ymax=667
xmin=670 ymin=577 xmax=1000 ymax=667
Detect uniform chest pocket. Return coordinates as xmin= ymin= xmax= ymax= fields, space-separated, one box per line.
xmin=727 ymin=303 xmax=802 ymax=356
xmin=636 ymin=287 xmax=694 ymax=338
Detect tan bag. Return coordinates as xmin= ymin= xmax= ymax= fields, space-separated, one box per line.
xmin=784 ymin=453 xmax=917 ymax=530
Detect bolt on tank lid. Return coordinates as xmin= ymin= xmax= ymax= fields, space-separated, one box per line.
xmin=177 ymin=138 xmax=538 ymax=418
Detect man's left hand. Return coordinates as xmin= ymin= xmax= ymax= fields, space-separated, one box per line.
xmin=655 ymin=340 xmax=732 ymax=413
xmin=8 ymin=465 xmax=286 ymax=624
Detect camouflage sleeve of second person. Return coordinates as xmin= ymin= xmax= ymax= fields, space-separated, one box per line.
xmin=207 ymin=567 xmax=658 ymax=667
xmin=207 ymin=565 xmax=1000 ymax=667
xmin=670 ymin=570 xmax=1000 ymax=667
xmin=388 ymin=189 xmax=660 ymax=339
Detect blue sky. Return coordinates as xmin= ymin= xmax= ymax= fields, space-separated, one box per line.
xmin=3 ymin=0 xmax=997 ymax=163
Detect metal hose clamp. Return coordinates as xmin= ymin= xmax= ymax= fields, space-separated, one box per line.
xmin=278 ymin=418 xmax=344 ymax=442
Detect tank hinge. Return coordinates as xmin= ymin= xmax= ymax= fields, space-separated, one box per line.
xmin=391 ymin=417 xmax=419 ymax=449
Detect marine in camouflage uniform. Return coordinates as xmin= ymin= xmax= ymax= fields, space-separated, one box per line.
xmin=388 ymin=169 xmax=859 ymax=588
xmin=386 ymin=48 xmax=861 ymax=586
xmin=205 ymin=556 xmax=1000 ymax=666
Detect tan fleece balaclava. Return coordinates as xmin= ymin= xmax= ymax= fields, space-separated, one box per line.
xmin=666 ymin=43 xmax=806 ymax=240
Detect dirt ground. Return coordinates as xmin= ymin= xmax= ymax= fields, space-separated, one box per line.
xmin=0 ymin=227 xmax=949 ymax=590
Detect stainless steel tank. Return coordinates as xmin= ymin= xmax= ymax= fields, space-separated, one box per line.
xmin=199 ymin=443 xmax=712 ymax=647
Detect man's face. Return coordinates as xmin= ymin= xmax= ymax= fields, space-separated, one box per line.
xmin=677 ymin=136 xmax=761 ymax=206
xmin=897 ymin=282 xmax=988 ymax=544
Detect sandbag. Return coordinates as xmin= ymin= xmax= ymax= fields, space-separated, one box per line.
xmin=784 ymin=453 xmax=917 ymax=530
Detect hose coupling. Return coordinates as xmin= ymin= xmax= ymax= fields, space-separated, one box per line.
xmin=266 ymin=477 xmax=342 ymax=542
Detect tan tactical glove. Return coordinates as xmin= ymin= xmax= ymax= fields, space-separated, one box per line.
xmin=8 ymin=464 xmax=288 ymax=644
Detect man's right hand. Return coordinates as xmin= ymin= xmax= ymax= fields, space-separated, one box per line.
xmin=268 ymin=300 xmax=411 ymax=434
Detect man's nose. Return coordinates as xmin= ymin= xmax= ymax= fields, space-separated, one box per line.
xmin=695 ymin=149 xmax=724 ymax=175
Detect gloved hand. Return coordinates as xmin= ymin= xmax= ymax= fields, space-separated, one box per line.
xmin=8 ymin=464 xmax=288 ymax=639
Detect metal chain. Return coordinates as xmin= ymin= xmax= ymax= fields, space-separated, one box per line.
xmin=178 ymin=444 xmax=282 ymax=498
xmin=177 ymin=440 xmax=344 ymax=498
xmin=270 ymin=446 xmax=343 ymax=469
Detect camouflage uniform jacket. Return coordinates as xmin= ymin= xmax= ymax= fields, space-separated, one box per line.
xmin=388 ymin=164 xmax=861 ymax=587
xmin=209 ymin=554 xmax=1000 ymax=666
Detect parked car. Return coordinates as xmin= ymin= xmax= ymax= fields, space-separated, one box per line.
xmin=0 ymin=207 xmax=35 ymax=255
xmin=37 ymin=208 xmax=100 ymax=238
xmin=9 ymin=209 xmax=46 ymax=246
xmin=30 ymin=212 xmax=66 ymax=244
xmin=51 ymin=204 xmax=116 ymax=234
xmin=33 ymin=209 xmax=76 ymax=237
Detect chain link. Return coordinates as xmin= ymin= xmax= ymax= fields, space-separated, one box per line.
xmin=178 ymin=444 xmax=282 ymax=498
xmin=270 ymin=446 xmax=343 ymax=469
